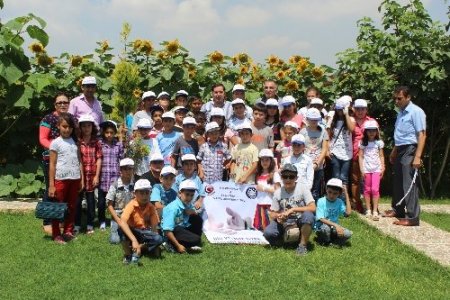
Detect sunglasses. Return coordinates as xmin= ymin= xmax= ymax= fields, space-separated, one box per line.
xmin=55 ymin=101 xmax=69 ymax=105
xmin=281 ymin=174 xmax=297 ymax=180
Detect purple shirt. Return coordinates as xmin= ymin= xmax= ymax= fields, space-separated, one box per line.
xmin=69 ymin=94 xmax=104 ymax=125
xmin=100 ymin=139 xmax=124 ymax=192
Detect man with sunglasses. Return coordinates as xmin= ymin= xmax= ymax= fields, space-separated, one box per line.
xmin=263 ymin=163 xmax=316 ymax=256
xmin=69 ymin=76 xmax=104 ymax=126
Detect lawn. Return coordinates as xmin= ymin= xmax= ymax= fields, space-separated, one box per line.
xmin=421 ymin=212 xmax=450 ymax=232
xmin=0 ymin=212 xmax=449 ymax=299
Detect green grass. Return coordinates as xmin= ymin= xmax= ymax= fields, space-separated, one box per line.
xmin=378 ymin=197 xmax=450 ymax=205
xmin=421 ymin=212 xmax=450 ymax=232
xmin=1 ymin=213 xmax=449 ymax=299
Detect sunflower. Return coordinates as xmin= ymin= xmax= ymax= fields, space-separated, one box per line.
xmin=76 ymin=78 xmax=83 ymax=87
xmin=240 ymin=65 xmax=249 ymax=74
xmin=297 ymin=58 xmax=309 ymax=73
xmin=29 ymin=42 xmax=44 ymax=54
xmin=267 ymin=54 xmax=279 ymax=66
xmin=236 ymin=77 xmax=245 ymax=85
xmin=311 ymin=67 xmax=324 ymax=79
xmin=219 ymin=68 xmax=226 ymax=77
xmin=141 ymin=40 xmax=153 ymax=55
xmin=165 ymin=39 xmax=180 ymax=54
xmin=37 ymin=53 xmax=53 ymax=67
xmin=231 ymin=55 xmax=238 ymax=65
xmin=157 ymin=51 xmax=169 ymax=60
xmin=289 ymin=55 xmax=302 ymax=64
xmin=133 ymin=39 xmax=143 ymax=51
xmin=100 ymin=40 xmax=109 ymax=53
xmin=209 ymin=50 xmax=224 ymax=64
xmin=285 ymin=80 xmax=299 ymax=92
xmin=133 ymin=88 xmax=142 ymax=99
xmin=71 ymin=55 xmax=83 ymax=67
xmin=238 ymin=53 xmax=249 ymax=64
xmin=276 ymin=70 xmax=286 ymax=80
xmin=188 ymin=70 xmax=196 ymax=79
xmin=188 ymin=64 xmax=196 ymax=72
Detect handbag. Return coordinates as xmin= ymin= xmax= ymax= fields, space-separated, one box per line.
xmin=35 ymin=201 xmax=68 ymax=221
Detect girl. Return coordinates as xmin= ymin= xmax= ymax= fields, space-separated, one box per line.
xmin=75 ymin=114 xmax=102 ymax=234
xmin=265 ymin=98 xmax=281 ymax=141
xmin=99 ymin=120 xmax=124 ymax=231
xmin=275 ymin=121 xmax=298 ymax=167
xmin=227 ymin=98 xmax=252 ymax=133
xmin=255 ymin=149 xmax=281 ymax=194
xmin=210 ymin=107 xmax=237 ymax=148
xmin=280 ymin=95 xmax=303 ymax=129
xmin=358 ymin=120 xmax=384 ymax=220
xmin=298 ymin=86 xmax=321 ymax=120
xmin=48 ymin=113 xmax=82 ymax=244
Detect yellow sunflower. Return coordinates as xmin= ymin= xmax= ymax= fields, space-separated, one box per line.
xmin=240 ymin=65 xmax=249 ymax=74
xmin=276 ymin=70 xmax=286 ymax=80
xmin=267 ymin=54 xmax=280 ymax=66
xmin=140 ymin=40 xmax=153 ymax=55
xmin=209 ymin=50 xmax=224 ymax=64
xmin=133 ymin=88 xmax=142 ymax=99
xmin=71 ymin=55 xmax=83 ymax=67
xmin=285 ymin=80 xmax=299 ymax=92
xmin=29 ymin=42 xmax=44 ymax=54
xmin=238 ymin=53 xmax=249 ymax=64
xmin=236 ymin=77 xmax=245 ymax=85
xmin=76 ymin=78 xmax=83 ymax=87
xmin=157 ymin=51 xmax=169 ymax=60
xmin=133 ymin=39 xmax=143 ymax=51
xmin=166 ymin=39 xmax=180 ymax=54
xmin=297 ymin=58 xmax=309 ymax=72
xmin=37 ymin=54 xmax=53 ymax=67
xmin=311 ymin=67 xmax=324 ymax=79
xmin=289 ymin=55 xmax=302 ymax=64
xmin=188 ymin=70 xmax=196 ymax=79
xmin=219 ymin=68 xmax=226 ymax=77
xmin=100 ymin=40 xmax=109 ymax=53
xmin=231 ymin=55 xmax=238 ymax=65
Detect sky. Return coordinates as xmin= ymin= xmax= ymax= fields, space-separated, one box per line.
xmin=1 ymin=0 xmax=448 ymax=67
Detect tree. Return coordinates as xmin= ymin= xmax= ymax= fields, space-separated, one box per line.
xmin=335 ymin=0 xmax=450 ymax=198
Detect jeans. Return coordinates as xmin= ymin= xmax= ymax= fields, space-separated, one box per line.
xmin=316 ymin=223 xmax=352 ymax=245
xmin=330 ymin=155 xmax=351 ymax=184
xmin=311 ymin=169 xmax=324 ymax=201
xmin=75 ymin=191 xmax=96 ymax=228
xmin=109 ymin=220 xmax=120 ymax=244
xmin=263 ymin=211 xmax=315 ymax=246
xmin=97 ymin=189 xmax=107 ymax=225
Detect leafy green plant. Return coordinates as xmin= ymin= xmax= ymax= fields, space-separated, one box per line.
xmin=15 ymin=173 xmax=42 ymax=196
xmin=0 ymin=175 xmax=17 ymax=197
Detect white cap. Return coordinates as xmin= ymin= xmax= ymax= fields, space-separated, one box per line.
xmin=181 ymin=153 xmax=197 ymax=162
xmin=205 ymin=121 xmax=220 ymax=133
xmin=291 ymin=134 xmax=306 ymax=144
xmin=327 ymin=178 xmax=343 ymax=189
xmin=237 ymin=122 xmax=253 ymax=132
xmin=134 ymin=179 xmax=152 ymax=190
xmin=364 ymin=120 xmax=379 ymax=130
xmin=162 ymin=111 xmax=175 ymax=119
xmin=284 ymin=121 xmax=299 ymax=130
xmin=259 ymin=148 xmax=274 ymax=158
xmin=158 ymin=91 xmax=170 ymax=99
xmin=182 ymin=117 xmax=197 ymax=126
xmin=335 ymin=96 xmax=351 ymax=109
xmin=136 ymin=118 xmax=153 ymax=129
xmin=354 ymin=99 xmax=368 ymax=108
xmin=119 ymin=158 xmax=135 ymax=167
xmin=281 ymin=95 xmax=296 ymax=106
xmin=81 ymin=76 xmax=96 ymax=85
xmin=78 ymin=114 xmax=96 ymax=124
xmin=306 ymin=108 xmax=321 ymax=120
xmin=161 ymin=166 xmax=177 ymax=176
xmin=142 ymin=91 xmax=156 ymax=100
xmin=175 ymin=90 xmax=189 ymax=97
xmin=100 ymin=120 xmax=118 ymax=131
xmin=265 ymin=98 xmax=279 ymax=107
xmin=232 ymin=84 xmax=245 ymax=92
xmin=231 ymin=98 xmax=245 ymax=106
xmin=210 ymin=107 xmax=225 ymax=117
xmin=179 ymin=179 xmax=197 ymax=191
xmin=172 ymin=106 xmax=189 ymax=113
xmin=310 ymin=98 xmax=323 ymax=105
xmin=149 ymin=152 xmax=164 ymax=162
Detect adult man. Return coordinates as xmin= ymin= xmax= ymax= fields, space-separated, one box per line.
xmin=69 ymin=76 xmax=104 ymax=125
xmin=201 ymin=83 xmax=232 ymax=121
xmin=385 ymin=86 xmax=426 ymax=226
xmin=263 ymin=163 xmax=316 ymax=256
xmin=256 ymin=80 xmax=279 ymax=104
xmin=132 ymin=91 xmax=156 ymax=131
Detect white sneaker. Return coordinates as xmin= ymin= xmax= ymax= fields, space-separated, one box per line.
xmin=365 ymin=210 xmax=372 ymax=218
xmin=74 ymin=226 xmax=81 ymax=235
xmin=372 ymin=212 xmax=380 ymax=221
xmin=189 ymin=246 xmax=202 ymax=252
xmin=100 ymin=222 xmax=106 ymax=230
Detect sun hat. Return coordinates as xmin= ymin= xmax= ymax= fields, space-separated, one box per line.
xmin=149 ymin=152 xmax=164 ymax=162
xmin=158 ymin=91 xmax=170 ymax=99
xmin=291 ymin=134 xmax=306 ymax=145
xmin=306 ymin=108 xmax=321 ymax=120
xmin=310 ymin=98 xmax=324 ymax=105
xmin=281 ymin=95 xmax=296 ymax=107
xmin=265 ymin=98 xmax=279 ymax=107
xmin=182 ymin=117 xmax=197 ymax=126
xmin=281 ymin=163 xmax=298 ymax=174
xmin=172 ymin=106 xmax=189 ymax=113
xmin=354 ymin=99 xmax=368 ymax=108
xmin=161 ymin=166 xmax=177 ymax=176
xmin=205 ymin=122 xmax=220 ymax=133
xmin=284 ymin=121 xmax=299 ymax=130
xmin=231 ymin=98 xmax=245 ymax=106
xmin=210 ymin=107 xmax=225 ymax=117
xmin=175 ymin=90 xmax=189 ymax=98
xmin=162 ymin=111 xmax=175 ymax=119
xmin=237 ymin=122 xmax=253 ymax=132
xmin=364 ymin=120 xmax=379 ymax=130
xmin=232 ymin=84 xmax=245 ymax=92
xmin=179 ymin=179 xmax=197 ymax=191
xmin=181 ymin=153 xmax=197 ymax=162
xmin=78 ymin=114 xmax=96 ymax=124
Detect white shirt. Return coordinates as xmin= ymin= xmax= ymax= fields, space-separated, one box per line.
xmin=282 ymin=154 xmax=314 ymax=190
xmin=359 ymin=140 xmax=384 ymax=173
xmin=49 ymin=137 xmax=81 ymax=180
xmin=330 ymin=120 xmax=353 ymax=161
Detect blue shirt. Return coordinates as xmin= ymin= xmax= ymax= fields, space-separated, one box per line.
xmin=156 ymin=131 xmax=182 ymax=165
xmin=394 ymin=102 xmax=426 ymax=146
xmin=161 ymin=198 xmax=193 ymax=231
xmin=150 ymin=184 xmax=177 ymax=206
xmin=172 ymin=173 xmax=205 ymax=202
xmin=315 ymin=196 xmax=346 ymax=227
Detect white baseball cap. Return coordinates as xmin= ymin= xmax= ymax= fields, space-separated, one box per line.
xmin=259 ymin=149 xmax=274 ymax=158
xmin=181 ymin=153 xmax=197 ymax=162
xmin=291 ymin=134 xmax=306 ymax=145
xmin=310 ymin=98 xmax=324 ymax=105
xmin=134 ymin=179 xmax=152 ymax=190
xmin=335 ymin=95 xmax=352 ymax=109
xmin=306 ymin=108 xmax=322 ymax=120
xmin=175 ymin=90 xmax=189 ymax=98
xmin=231 ymin=98 xmax=245 ymax=106
xmin=205 ymin=122 xmax=220 ymax=133
xmin=237 ymin=122 xmax=253 ymax=132
xmin=182 ymin=117 xmax=197 ymax=126
xmin=78 ymin=114 xmax=96 ymax=124
xmin=284 ymin=121 xmax=299 ymax=130
xmin=179 ymin=179 xmax=197 ymax=191
xmin=172 ymin=106 xmax=189 ymax=113
xmin=327 ymin=178 xmax=343 ymax=189
xmin=158 ymin=91 xmax=170 ymax=99
xmin=136 ymin=118 xmax=153 ymax=129
xmin=364 ymin=120 xmax=379 ymax=130
xmin=161 ymin=166 xmax=177 ymax=176
xmin=265 ymin=98 xmax=279 ymax=107
xmin=354 ymin=99 xmax=368 ymax=108
xmin=232 ymin=84 xmax=245 ymax=92
xmin=281 ymin=95 xmax=296 ymax=107
xmin=149 ymin=152 xmax=164 ymax=162
xmin=100 ymin=120 xmax=118 ymax=131
xmin=81 ymin=76 xmax=96 ymax=85
xmin=210 ymin=107 xmax=225 ymax=117
xmin=119 ymin=158 xmax=135 ymax=167
xmin=162 ymin=111 xmax=175 ymax=119
xmin=142 ymin=91 xmax=156 ymax=100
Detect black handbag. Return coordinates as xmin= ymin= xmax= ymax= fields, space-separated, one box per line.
xmin=35 ymin=201 xmax=68 ymax=221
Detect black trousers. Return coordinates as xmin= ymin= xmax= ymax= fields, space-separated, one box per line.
xmin=173 ymin=214 xmax=203 ymax=247
xmin=392 ymin=144 xmax=420 ymax=221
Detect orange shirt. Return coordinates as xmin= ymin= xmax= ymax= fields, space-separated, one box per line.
xmin=121 ymin=199 xmax=159 ymax=229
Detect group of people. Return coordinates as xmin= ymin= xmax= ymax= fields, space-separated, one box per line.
xmin=38 ymin=75 xmax=426 ymax=263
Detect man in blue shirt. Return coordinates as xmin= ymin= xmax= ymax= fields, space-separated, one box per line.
xmin=385 ymin=86 xmax=426 ymax=226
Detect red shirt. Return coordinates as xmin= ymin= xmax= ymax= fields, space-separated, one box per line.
xmin=79 ymin=138 xmax=102 ymax=191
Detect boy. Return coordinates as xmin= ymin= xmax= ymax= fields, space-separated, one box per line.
xmin=171 ymin=117 xmax=199 ymax=170
xmin=157 ymin=91 xmax=170 ymax=112
xmin=250 ymin=103 xmax=274 ymax=151
xmin=119 ymin=179 xmax=163 ymax=265
xmin=172 ymin=106 xmax=189 ymax=132
xmin=174 ymin=90 xmax=189 ymax=107
xmin=162 ymin=179 xmax=203 ymax=253
xmin=315 ymin=178 xmax=352 ymax=245
xmin=193 ymin=111 xmax=207 ymax=145
xmin=282 ymin=134 xmax=314 ymax=190
xmin=106 ymin=158 xmax=135 ymax=244
xmin=156 ymin=111 xmax=182 ymax=166
xmin=134 ymin=118 xmax=160 ymax=178
xmin=149 ymin=105 xmax=164 ymax=138
xmin=227 ymin=98 xmax=252 ymax=133
xmin=197 ymin=122 xmax=232 ymax=183
xmin=263 ymin=163 xmax=316 ymax=256
xmin=188 ymin=95 xmax=203 ymax=116
xmin=230 ymin=123 xmax=259 ymax=184
xmin=150 ymin=165 xmax=178 ymax=215
xmin=141 ymin=152 xmax=164 ymax=186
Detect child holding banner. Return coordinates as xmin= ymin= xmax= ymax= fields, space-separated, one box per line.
xmin=230 ymin=123 xmax=259 ymax=184
xmin=255 ymin=149 xmax=281 ymax=194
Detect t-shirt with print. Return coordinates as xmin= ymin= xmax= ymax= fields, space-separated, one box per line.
xmin=271 ymin=183 xmax=314 ymax=221
xmin=256 ymin=172 xmax=281 ymax=190
xmin=172 ymin=136 xmax=199 ymax=170
xmin=329 ymin=120 xmax=353 ymax=161
xmin=251 ymin=123 xmax=274 ymax=151
xmin=300 ymin=127 xmax=329 ymax=169
xmin=150 ymin=184 xmax=178 ymax=206
xmin=359 ymin=140 xmax=384 ymax=173
xmin=157 ymin=131 xmax=182 ymax=166
xmin=275 ymin=140 xmax=292 ymax=164
xmin=49 ymin=137 xmax=81 ymax=180
xmin=106 ymin=177 xmax=134 ymax=212
xmin=231 ymin=142 xmax=259 ymax=184
xmin=315 ymin=196 xmax=346 ymax=227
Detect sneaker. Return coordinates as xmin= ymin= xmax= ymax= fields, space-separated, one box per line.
xmin=63 ymin=232 xmax=77 ymax=242
xmin=54 ymin=236 xmax=66 ymax=245
xmin=86 ymin=226 xmax=94 ymax=235
xmin=189 ymin=246 xmax=203 ymax=253
xmin=130 ymin=254 xmax=142 ymax=266
xmin=296 ymin=244 xmax=307 ymax=256
xmin=365 ymin=210 xmax=372 ymax=218
xmin=162 ymin=242 xmax=176 ymax=253
xmin=122 ymin=255 xmax=131 ymax=265
xmin=74 ymin=226 xmax=81 ymax=235
xmin=100 ymin=222 xmax=106 ymax=231
xmin=372 ymin=212 xmax=380 ymax=221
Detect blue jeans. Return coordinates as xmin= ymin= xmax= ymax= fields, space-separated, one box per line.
xmin=109 ymin=220 xmax=120 ymax=244
xmin=312 ymin=169 xmax=324 ymax=201
xmin=263 ymin=211 xmax=315 ymax=246
xmin=330 ymin=155 xmax=351 ymax=184
xmin=75 ymin=191 xmax=96 ymax=228
xmin=97 ymin=189 xmax=107 ymax=224
xmin=316 ymin=223 xmax=352 ymax=245
xmin=119 ymin=228 xmax=163 ymax=253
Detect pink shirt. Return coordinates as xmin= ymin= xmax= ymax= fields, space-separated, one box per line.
xmin=69 ymin=94 xmax=104 ymax=126
xmin=281 ymin=114 xmax=303 ymax=129
xmin=352 ymin=116 xmax=375 ymax=161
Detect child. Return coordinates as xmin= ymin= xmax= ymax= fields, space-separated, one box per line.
xmin=172 ymin=106 xmax=188 ymax=132
xmin=172 ymin=154 xmax=205 ymax=212
xmin=48 ymin=113 xmax=82 ymax=244
xmin=255 ymin=149 xmax=281 ymax=194
xmin=315 ymin=178 xmax=352 ymax=245
xmin=227 ymin=98 xmax=252 ymax=133
xmin=230 ymin=123 xmax=259 ymax=184
xmin=75 ymin=114 xmax=102 ymax=234
xmin=150 ymin=165 xmax=178 ymax=215
xmin=275 ymin=121 xmax=298 ymax=166
xmin=251 ymin=103 xmax=274 ymax=152
xmin=265 ymin=98 xmax=281 ymax=141
xmin=282 ymin=134 xmax=314 ymax=190
xmin=193 ymin=111 xmax=207 ymax=145
xmin=134 ymin=118 xmax=160 ymax=178
xmin=99 ymin=120 xmax=124 ymax=231
xmin=149 ymin=105 xmax=164 ymax=138
xmin=156 ymin=111 xmax=182 ymax=166
xmin=358 ymin=120 xmax=384 ymax=220
xmin=157 ymin=91 xmax=171 ymax=112
xmin=162 ymin=179 xmax=203 ymax=254
xmin=106 ymin=158 xmax=135 ymax=244
xmin=174 ymin=90 xmax=189 ymax=107
xmin=210 ymin=107 xmax=236 ymax=147
xmin=171 ymin=117 xmax=199 ymax=170
xmin=197 ymin=122 xmax=232 ymax=183
xmin=189 ymin=95 xmax=203 ymax=115
xmin=141 ymin=152 xmax=164 ymax=186
xmin=300 ymin=108 xmax=329 ymax=200
xmin=119 ymin=179 xmax=163 ymax=265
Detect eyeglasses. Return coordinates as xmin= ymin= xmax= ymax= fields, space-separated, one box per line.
xmin=281 ymin=174 xmax=297 ymax=180
xmin=55 ymin=101 xmax=69 ymax=106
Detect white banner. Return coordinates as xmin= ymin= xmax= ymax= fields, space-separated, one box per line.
xmin=203 ymin=181 xmax=271 ymax=244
